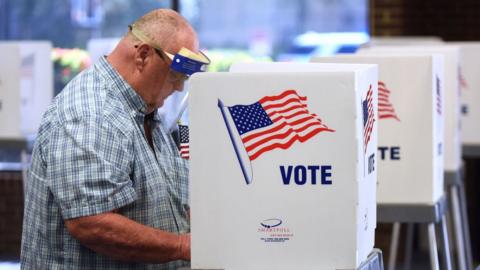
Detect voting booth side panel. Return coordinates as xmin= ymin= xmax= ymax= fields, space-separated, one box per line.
xmin=358 ymin=46 xmax=462 ymax=172
xmin=432 ymin=55 xmax=446 ymax=203
xmin=454 ymin=44 xmax=480 ymax=145
xmin=375 ymin=56 xmax=440 ymax=204
xmin=0 ymin=44 xmax=22 ymax=139
xmin=18 ymin=41 xmax=54 ymax=136
xmin=354 ymin=67 xmax=378 ymax=266
xmin=189 ymin=72 xmax=363 ymax=270
xmin=314 ymin=55 xmax=441 ymax=204
xmin=442 ymin=49 xmax=462 ymax=172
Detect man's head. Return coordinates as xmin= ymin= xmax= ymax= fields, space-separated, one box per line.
xmin=108 ymin=9 xmax=202 ymax=113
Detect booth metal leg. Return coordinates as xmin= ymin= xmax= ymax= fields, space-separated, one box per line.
xmin=445 ymin=202 xmax=456 ymax=263
xmin=451 ymin=185 xmax=467 ymax=270
xmin=388 ymin=222 xmax=400 ymax=270
xmin=403 ymin=223 xmax=414 ymax=270
xmin=428 ymin=223 xmax=440 ymax=270
xmin=440 ymin=214 xmax=453 ymax=270
xmin=458 ymin=183 xmax=473 ymax=270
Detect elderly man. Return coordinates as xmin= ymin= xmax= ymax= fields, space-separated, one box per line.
xmin=20 ymin=9 xmax=209 ymax=269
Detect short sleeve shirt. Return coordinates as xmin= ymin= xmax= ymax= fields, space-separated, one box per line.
xmin=20 ymin=57 xmax=190 ymax=270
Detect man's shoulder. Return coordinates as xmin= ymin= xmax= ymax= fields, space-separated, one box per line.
xmin=56 ymin=66 xmax=109 ymax=119
xmin=45 ymin=65 xmax=134 ymax=135
xmin=62 ymin=66 xmax=129 ymax=114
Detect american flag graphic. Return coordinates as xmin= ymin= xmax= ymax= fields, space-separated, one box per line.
xmin=226 ymin=89 xmax=335 ymax=161
xmin=378 ymin=81 xmax=400 ymax=121
xmin=436 ymin=76 xmax=441 ymax=115
xmin=178 ymin=125 xmax=189 ymax=159
xmin=362 ymin=85 xmax=375 ymax=153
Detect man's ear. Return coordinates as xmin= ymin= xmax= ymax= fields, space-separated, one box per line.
xmin=134 ymin=44 xmax=151 ymax=72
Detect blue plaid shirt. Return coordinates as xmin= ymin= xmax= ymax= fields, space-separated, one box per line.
xmin=21 ymin=57 xmax=190 ymax=269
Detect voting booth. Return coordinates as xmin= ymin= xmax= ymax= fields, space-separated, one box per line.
xmin=189 ymin=63 xmax=378 ymax=270
xmin=449 ymin=42 xmax=480 ymax=147
xmin=0 ymin=44 xmax=21 ymax=139
xmin=358 ymin=46 xmax=461 ymax=173
xmin=0 ymin=41 xmax=54 ymax=137
xmin=313 ymin=55 xmax=445 ymax=205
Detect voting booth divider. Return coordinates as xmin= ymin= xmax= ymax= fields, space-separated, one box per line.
xmin=189 ymin=63 xmax=378 ymax=270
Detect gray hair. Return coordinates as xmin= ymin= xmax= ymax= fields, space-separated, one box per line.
xmin=128 ymin=9 xmax=194 ymax=52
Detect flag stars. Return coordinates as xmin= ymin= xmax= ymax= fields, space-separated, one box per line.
xmin=228 ymin=102 xmax=273 ymax=135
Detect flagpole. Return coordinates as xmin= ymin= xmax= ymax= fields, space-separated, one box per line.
xmin=217 ymin=99 xmax=252 ymax=185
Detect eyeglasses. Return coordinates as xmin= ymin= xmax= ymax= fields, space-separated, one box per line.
xmin=128 ymin=24 xmax=210 ymax=80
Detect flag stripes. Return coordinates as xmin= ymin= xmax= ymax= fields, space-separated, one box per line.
xmin=179 ymin=125 xmax=189 ymax=159
xmin=363 ymin=85 xmax=375 ymax=153
xmin=378 ymin=81 xmax=400 ymax=121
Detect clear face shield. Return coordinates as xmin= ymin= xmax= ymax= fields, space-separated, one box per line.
xmin=129 ymin=24 xmax=210 ymax=131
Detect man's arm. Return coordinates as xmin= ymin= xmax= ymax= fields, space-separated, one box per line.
xmin=65 ymin=212 xmax=190 ymax=263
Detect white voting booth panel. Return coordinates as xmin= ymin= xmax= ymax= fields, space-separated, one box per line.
xmin=364 ymin=36 xmax=443 ymax=48
xmin=358 ymin=46 xmax=461 ymax=172
xmin=228 ymin=63 xmax=378 ymax=268
xmin=0 ymin=41 xmax=53 ymax=137
xmin=19 ymin=41 xmax=53 ymax=135
xmin=0 ymin=44 xmax=21 ymax=139
xmin=87 ymin=38 xmax=120 ymax=63
xmin=449 ymin=42 xmax=480 ymax=146
xmin=190 ymin=65 xmax=378 ymax=270
xmin=313 ymin=55 xmax=444 ymax=205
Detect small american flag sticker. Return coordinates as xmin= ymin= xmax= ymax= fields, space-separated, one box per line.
xmin=179 ymin=124 xmax=189 ymax=159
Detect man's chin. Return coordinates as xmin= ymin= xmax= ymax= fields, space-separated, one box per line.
xmin=156 ymin=100 xmax=165 ymax=109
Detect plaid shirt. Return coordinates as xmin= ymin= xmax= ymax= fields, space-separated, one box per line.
xmin=21 ymin=57 xmax=190 ymax=269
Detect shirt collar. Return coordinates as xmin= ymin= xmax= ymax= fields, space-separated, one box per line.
xmin=95 ymin=56 xmax=150 ymax=116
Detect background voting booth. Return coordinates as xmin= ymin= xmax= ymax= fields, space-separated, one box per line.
xmin=0 ymin=41 xmax=53 ymax=179
xmin=0 ymin=41 xmax=53 ymax=138
xmin=358 ymin=46 xmax=462 ymax=174
xmin=313 ymin=55 xmax=445 ymax=205
xmin=0 ymin=44 xmax=21 ymax=139
xmin=353 ymin=46 xmax=468 ymax=270
xmin=449 ymin=43 xmax=480 ymax=150
xmin=447 ymin=42 xmax=480 ymax=270
xmin=314 ymin=54 xmax=449 ymax=270
xmin=189 ymin=63 xmax=378 ymax=270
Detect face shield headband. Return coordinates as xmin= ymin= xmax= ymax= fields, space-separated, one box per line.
xmin=129 ymin=24 xmax=210 ymax=76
